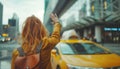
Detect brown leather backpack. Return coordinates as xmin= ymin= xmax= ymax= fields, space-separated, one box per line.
xmin=14 ymin=42 xmax=42 ymax=69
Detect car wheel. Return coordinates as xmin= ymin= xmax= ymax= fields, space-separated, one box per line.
xmin=56 ymin=66 xmax=61 ymax=69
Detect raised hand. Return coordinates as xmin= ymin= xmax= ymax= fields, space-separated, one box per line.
xmin=50 ymin=13 xmax=59 ymax=24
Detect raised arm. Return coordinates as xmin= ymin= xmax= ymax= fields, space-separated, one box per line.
xmin=48 ymin=13 xmax=62 ymax=48
xmin=48 ymin=23 xmax=61 ymax=47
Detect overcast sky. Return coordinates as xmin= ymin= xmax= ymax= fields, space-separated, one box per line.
xmin=0 ymin=0 xmax=44 ymax=32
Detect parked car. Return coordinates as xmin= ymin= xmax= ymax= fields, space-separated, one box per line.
xmin=51 ymin=39 xmax=120 ymax=69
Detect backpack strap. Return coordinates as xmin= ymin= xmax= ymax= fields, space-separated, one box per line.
xmin=17 ymin=41 xmax=43 ymax=56
xmin=36 ymin=41 xmax=43 ymax=53
xmin=17 ymin=47 xmax=25 ymax=56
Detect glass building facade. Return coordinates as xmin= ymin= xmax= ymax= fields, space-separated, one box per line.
xmin=44 ymin=0 xmax=59 ymax=33
xmin=44 ymin=0 xmax=50 ymax=12
xmin=0 ymin=2 xmax=3 ymax=35
xmin=8 ymin=13 xmax=19 ymax=40
xmin=60 ymin=0 xmax=87 ymax=27
xmin=60 ymin=0 xmax=120 ymax=43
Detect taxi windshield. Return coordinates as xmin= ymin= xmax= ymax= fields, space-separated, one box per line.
xmin=60 ymin=43 xmax=111 ymax=55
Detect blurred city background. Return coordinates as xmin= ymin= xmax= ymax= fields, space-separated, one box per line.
xmin=0 ymin=0 xmax=120 ymax=69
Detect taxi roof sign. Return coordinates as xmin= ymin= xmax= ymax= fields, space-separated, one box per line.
xmin=62 ymin=29 xmax=79 ymax=40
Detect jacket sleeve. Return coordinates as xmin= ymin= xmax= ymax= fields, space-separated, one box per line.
xmin=11 ymin=49 xmax=19 ymax=69
xmin=48 ymin=23 xmax=62 ymax=49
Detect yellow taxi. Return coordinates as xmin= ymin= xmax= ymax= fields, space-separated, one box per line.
xmin=51 ymin=39 xmax=120 ymax=69
xmin=51 ymin=37 xmax=120 ymax=69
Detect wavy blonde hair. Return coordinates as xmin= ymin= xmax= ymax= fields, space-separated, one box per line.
xmin=21 ymin=15 xmax=48 ymax=54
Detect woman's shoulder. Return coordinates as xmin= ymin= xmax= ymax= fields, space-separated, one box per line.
xmin=12 ymin=48 xmax=19 ymax=57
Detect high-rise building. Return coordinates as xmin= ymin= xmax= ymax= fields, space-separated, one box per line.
xmin=0 ymin=2 xmax=3 ymax=35
xmin=44 ymin=0 xmax=49 ymax=12
xmin=8 ymin=19 xmax=16 ymax=26
xmin=8 ymin=19 xmax=16 ymax=39
xmin=3 ymin=25 xmax=9 ymax=33
xmin=12 ymin=13 xmax=19 ymax=33
xmin=44 ymin=0 xmax=59 ymax=33
xmin=8 ymin=13 xmax=19 ymax=39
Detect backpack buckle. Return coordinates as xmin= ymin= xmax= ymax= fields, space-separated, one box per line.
xmin=26 ymin=66 xmax=29 ymax=69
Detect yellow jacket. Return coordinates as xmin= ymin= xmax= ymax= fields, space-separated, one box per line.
xmin=11 ymin=23 xmax=62 ymax=69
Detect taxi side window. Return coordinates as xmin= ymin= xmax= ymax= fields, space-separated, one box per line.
xmin=60 ymin=43 xmax=74 ymax=55
xmin=72 ymin=43 xmax=87 ymax=54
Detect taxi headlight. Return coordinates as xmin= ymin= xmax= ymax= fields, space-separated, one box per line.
xmin=67 ymin=64 xmax=103 ymax=69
